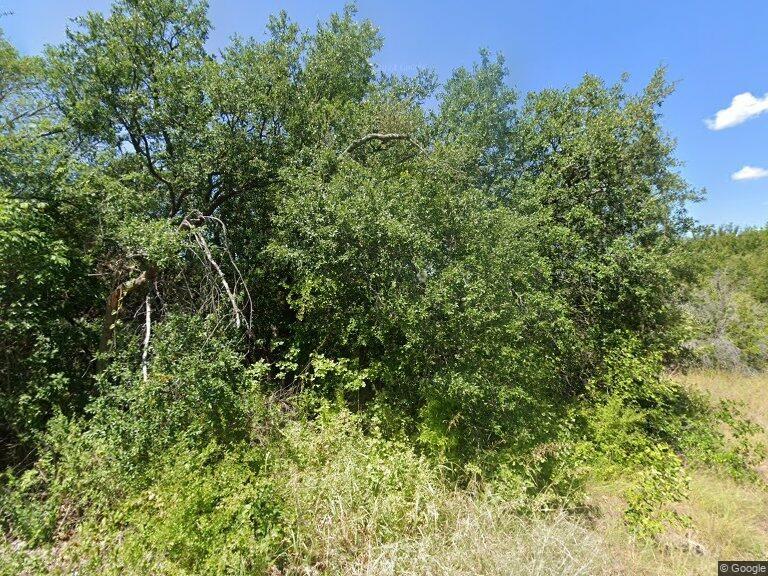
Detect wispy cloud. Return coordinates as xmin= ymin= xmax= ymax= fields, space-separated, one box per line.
xmin=706 ymin=92 xmax=768 ymax=130
xmin=732 ymin=165 xmax=768 ymax=181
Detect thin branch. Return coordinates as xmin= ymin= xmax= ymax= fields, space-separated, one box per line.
xmin=204 ymin=186 xmax=244 ymax=216
xmin=203 ymin=175 xmax=268 ymax=216
xmin=192 ymin=229 xmax=242 ymax=329
xmin=141 ymin=291 xmax=152 ymax=382
xmin=119 ymin=115 xmax=176 ymax=206
xmin=341 ymin=132 xmax=425 ymax=156
xmin=204 ymin=215 xmax=254 ymax=332
xmin=37 ymin=127 xmax=65 ymax=139
xmin=5 ymin=104 xmax=51 ymax=126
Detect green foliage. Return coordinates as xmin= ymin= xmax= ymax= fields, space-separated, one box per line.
xmin=554 ymin=337 xmax=765 ymax=536
xmin=1 ymin=404 xmax=441 ymax=574
xmin=566 ymin=344 xmax=689 ymax=536
xmin=623 ymin=444 xmax=690 ymax=538
xmin=0 ymin=175 xmax=97 ymax=466
xmin=1 ymin=1 xmax=763 ymax=569
xmin=91 ymin=314 xmax=252 ymax=466
xmin=0 ymin=30 xmax=104 ymax=465
xmin=86 ymin=443 xmax=284 ymax=575
xmin=683 ymin=227 xmax=768 ymax=370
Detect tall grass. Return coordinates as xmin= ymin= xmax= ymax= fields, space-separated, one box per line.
xmin=3 ymin=371 xmax=767 ymax=576
xmin=676 ymin=370 xmax=768 ymax=440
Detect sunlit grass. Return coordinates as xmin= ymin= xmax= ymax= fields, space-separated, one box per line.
xmin=676 ymin=369 xmax=768 ymax=443
xmin=4 ymin=370 xmax=767 ymax=575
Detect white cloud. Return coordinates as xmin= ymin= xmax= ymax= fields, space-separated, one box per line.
xmin=731 ymin=165 xmax=768 ymax=181
xmin=706 ymin=92 xmax=768 ymax=130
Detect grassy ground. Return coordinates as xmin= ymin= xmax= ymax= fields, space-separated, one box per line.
xmin=370 ymin=369 xmax=768 ymax=576
xmin=588 ymin=369 xmax=768 ymax=575
xmin=583 ymin=470 xmax=768 ymax=575
xmin=676 ymin=370 xmax=768 ymax=445
xmin=2 ymin=370 xmax=766 ymax=575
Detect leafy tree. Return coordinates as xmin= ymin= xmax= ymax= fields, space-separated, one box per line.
xmin=3 ymin=3 xmax=755 ymax=562
xmin=505 ymin=71 xmax=698 ymax=385
xmin=0 ymin=34 xmax=100 ymax=466
xmin=0 ymin=0 xmax=699 ymax=462
xmin=682 ymin=225 xmax=768 ymax=370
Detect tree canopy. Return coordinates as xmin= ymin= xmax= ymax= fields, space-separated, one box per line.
xmin=4 ymin=4 xmax=761 ymax=569
xmin=0 ymin=0 xmax=700 ymax=461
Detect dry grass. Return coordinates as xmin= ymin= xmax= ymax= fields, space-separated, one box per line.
xmin=301 ymin=495 xmax=612 ymax=576
xmin=574 ymin=369 xmax=768 ymax=576
xmin=278 ymin=413 xmax=768 ymax=575
xmin=341 ymin=369 xmax=768 ymax=576
xmin=584 ymin=469 xmax=768 ymax=576
xmin=284 ymin=470 xmax=768 ymax=576
xmin=676 ymin=369 xmax=768 ymax=443
xmin=5 ymin=370 xmax=768 ymax=576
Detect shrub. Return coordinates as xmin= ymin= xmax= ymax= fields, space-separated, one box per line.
xmin=2 ymin=1 xmax=763 ymax=570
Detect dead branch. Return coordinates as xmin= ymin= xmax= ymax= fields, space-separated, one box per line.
xmin=204 ymin=214 xmax=254 ymax=331
xmin=341 ymin=133 xmax=426 ymax=156
xmin=141 ymin=291 xmax=152 ymax=382
xmin=191 ymin=228 xmax=242 ymax=329
xmin=179 ymin=211 xmax=252 ymax=331
xmin=97 ymin=266 xmax=157 ymax=373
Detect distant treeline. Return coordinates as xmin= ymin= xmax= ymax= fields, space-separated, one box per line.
xmin=683 ymin=225 xmax=768 ymax=370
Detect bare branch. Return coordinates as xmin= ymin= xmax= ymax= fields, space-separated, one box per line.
xmin=97 ymin=267 xmax=157 ymax=373
xmin=204 ymin=215 xmax=254 ymax=331
xmin=341 ymin=132 xmax=425 ymax=156
xmin=191 ymin=229 xmax=242 ymax=329
xmin=141 ymin=291 xmax=152 ymax=382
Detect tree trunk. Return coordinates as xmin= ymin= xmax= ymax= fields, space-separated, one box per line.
xmin=96 ymin=267 xmax=157 ymax=373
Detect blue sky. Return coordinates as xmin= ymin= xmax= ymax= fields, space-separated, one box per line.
xmin=3 ymin=0 xmax=767 ymax=227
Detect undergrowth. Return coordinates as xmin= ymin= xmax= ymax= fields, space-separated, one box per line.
xmin=1 ymin=363 xmax=764 ymax=575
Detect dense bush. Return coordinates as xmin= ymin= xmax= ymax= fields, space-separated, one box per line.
xmin=0 ymin=35 xmax=101 ymax=464
xmin=682 ymin=227 xmax=768 ymax=370
xmin=1 ymin=0 xmax=765 ymax=572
